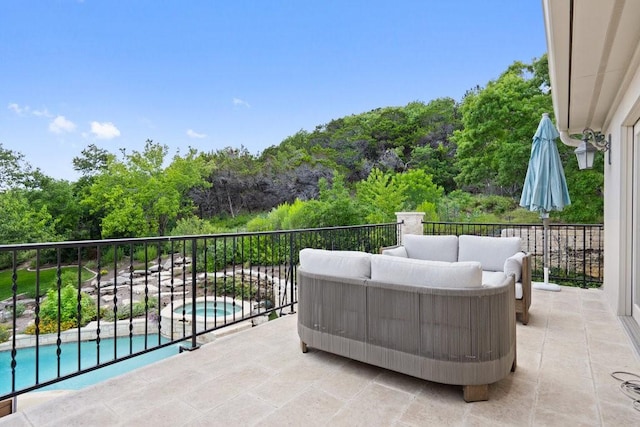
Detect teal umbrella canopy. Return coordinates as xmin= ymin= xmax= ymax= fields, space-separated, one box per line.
xmin=520 ymin=113 xmax=571 ymax=213
xmin=520 ymin=113 xmax=570 ymax=291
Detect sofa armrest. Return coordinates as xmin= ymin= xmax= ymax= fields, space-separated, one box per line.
xmin=515 ymin=253 xmax=532 ymax=325
xmin=379 ymin=244 xmax=400 ymax=254
xmin=521 ymin=253 xmax=532 ymax=308
xmin=379 ymin=245 xmax=408 ymax=258
xmin=297 ymin=269 xmax=367 ymax=349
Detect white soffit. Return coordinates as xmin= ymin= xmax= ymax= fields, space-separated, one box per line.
xmin=543 ymin=0 xmax=640 ymax=136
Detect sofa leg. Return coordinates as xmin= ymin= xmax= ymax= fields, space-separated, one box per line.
xmin=463 ymin=384 xmax=489 ymax=402
xmin=522 ymin=310 xmax=529 ymax=325
xmin=300 ymin=340 xmax=308 ymax=353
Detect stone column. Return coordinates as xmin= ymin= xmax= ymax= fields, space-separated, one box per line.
xmin=395 ymin=212 xmax=425 ymax=244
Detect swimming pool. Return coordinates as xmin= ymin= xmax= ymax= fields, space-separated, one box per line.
xmin=0 ymin=335 xmax=181 ymax=396
xmin=174 ymin=300 xmax=243 ymax=317
xmin=160 ymin=297 xmax=250 ymax=340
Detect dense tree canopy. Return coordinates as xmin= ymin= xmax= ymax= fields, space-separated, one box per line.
xmin=81 ymin=141 xmax=209 ymax=238
xmin=0 ymin=54 xmax=605 ymax=244
xmin=453 ymin=57 xmax=552 ymax=196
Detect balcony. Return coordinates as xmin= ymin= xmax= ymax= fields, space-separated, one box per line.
xmin=2 ymin=285 xmax=639 ymax=426
xmin=0 ymin=222 xmax=637 ymax=425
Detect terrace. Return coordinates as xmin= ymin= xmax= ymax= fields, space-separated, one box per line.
xmin=2 ymin=286 xmax=640 ymax=426
xmin=0 ymin=222 xmax=639 ymax=425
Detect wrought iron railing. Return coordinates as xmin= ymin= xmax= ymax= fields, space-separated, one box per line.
xmin=422 ymin=221 xmax=604 ymax=288
xmin=0 ymin=222 xmax=399 ymax=401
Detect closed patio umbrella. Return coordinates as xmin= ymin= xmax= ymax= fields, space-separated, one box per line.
xmin=520 ymin=113 xmax=571 ymax=291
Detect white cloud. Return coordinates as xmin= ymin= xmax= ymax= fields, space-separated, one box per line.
xmin=8 ymin=103 xmax=28 ymax=115
xmin=232 ymin=98 xmax=250 ymax=108
xmin=49 ymin=115 xmax=77 ymax=134
xmin=90 ymin=121 xmax=121 ymax=139
xmin=186 ymin=129 xmax=206 ymax=139
xmin=32 ymin=108 xmax=52 ymax=118
xmin=8 ymin=103 xmax=53 ymax=118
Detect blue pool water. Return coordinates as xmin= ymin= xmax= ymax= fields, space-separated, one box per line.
xmin=0 ymin=335 xmax=181 ymax=396
xmin=176 ymin=301 xmax=242 ymax=317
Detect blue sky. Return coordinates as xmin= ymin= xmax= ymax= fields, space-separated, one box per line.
xmin=1 ymin=1 xmax=547 ymax=181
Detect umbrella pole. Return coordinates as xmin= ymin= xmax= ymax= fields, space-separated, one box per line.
xmin=533 ymin=212 xmax=561 ymax=291
xmin=543 ymin=214 xmax=549 ymax=283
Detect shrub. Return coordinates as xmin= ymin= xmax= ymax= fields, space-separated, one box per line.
xmin=100 ymin=298 xmax=158 ymax=322
xmin=24 ymin=319 xmax=76 ymax=335
xmin=36 ymin=271 xmax=97 ymax=331
xmin=171 ymin=216 xmax=219 ymax=236
xmin=208 ymin=277 xmax=257 ymax=300
xmin=133 ymin=244 xmax=158 ymax=263
xmin=6 ymin=302 xmax=26 ymax=317
xmin=0 ymin=324 xmax=9 ymax=342
xmin=100 ymin=246 xmax=125 ymax=265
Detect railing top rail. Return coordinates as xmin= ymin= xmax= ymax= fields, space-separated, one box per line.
xmin=0 ymin=222 xmax=402 ymax=251
xmin=422 ymin=221 xmax=604 ymax=228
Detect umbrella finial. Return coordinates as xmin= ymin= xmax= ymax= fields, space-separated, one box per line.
xmin=542 ymin=112 xmax=549 ymax=118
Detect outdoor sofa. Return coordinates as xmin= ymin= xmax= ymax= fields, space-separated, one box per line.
xmin=382 ymin=234 xmax=532 ymax=324
xmin=297 ymin=246 xmax=517 ymax=402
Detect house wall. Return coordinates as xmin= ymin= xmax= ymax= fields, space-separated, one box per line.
xmin=603 ymin=61 xmax=640 ymax=316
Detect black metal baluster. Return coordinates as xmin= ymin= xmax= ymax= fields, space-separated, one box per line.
xmin=96 ymin=246 xmax=101 ymax=365
xmin=143 ymin=243 xmax=149 ymax=350
xmin=181 ymin=238 xmax=199 ymax=352
xmin=55 ymin=249 xmax=62 ymax=379
xmin=128 ymin=243 xmax=134 ymax=355
xmin=289 ymin=231 xmax=296 ymax=314
xmin=10 ymin=251 xmax=18 ymax=394
xmin=76 ymin=248 xmax=82 ymax=372
xmin=203 ymin=237 xmax=208 ymax=331
xmin=156 ymin=241 xmax=162 ymax=345
xmin=112 ymin=244 xmax=118 ymax=361
xmin=35 ymin=249 xmax=41 ymax=385
xmin=214 ymin=236 xmax=219 ymax=328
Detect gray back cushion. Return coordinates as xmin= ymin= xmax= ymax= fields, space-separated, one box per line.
xmin=299 ymin=248 xmax=372 ymax=279
xmin=402 ymin=234 xmax=459 ymax=262
xmin=371 ymin=255 xmax=482 ymax=288
xmin=458 ymin=235 xmax=522 ymax=272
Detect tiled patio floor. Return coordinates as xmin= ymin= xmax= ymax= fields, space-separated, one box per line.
xmin=2 ymin=286 xmax=640 ymax=426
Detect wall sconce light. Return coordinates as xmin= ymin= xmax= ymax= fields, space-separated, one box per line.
xmin=574 ymin=128 xmax=611 ymax=170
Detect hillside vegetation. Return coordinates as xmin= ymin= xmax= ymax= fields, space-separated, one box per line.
xmin=0 ymin=54 xmax=603 ymax=257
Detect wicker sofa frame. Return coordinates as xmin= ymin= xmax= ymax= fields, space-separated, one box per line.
xmin=381 ymin=242 xmax=532 ymax=325
xmin=297 ymin=268 xmax=517 ymax=402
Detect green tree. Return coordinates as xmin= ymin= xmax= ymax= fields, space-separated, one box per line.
xmin=356 ymin=168 xmax=444 ymax=223
xmin=308 ymin=174 xmax=366 ymax=227
xmin=82 ymin=140 xmax=209 ymax=238
xmin=557 ymin=143 xmax=604 ymax=223
xmin=454 ymin=56 xmax=552 ymax=196
xmin=356 ymin=168 xmax=407 ymax=223
xmin=0 ymin=190 xmax=58 ymax=244
xmin=72 ymin=144 xmax=111 ymax=177
xmin=26 ymin=177 xmax=86 ymax=240
xmin=0 ymin=143 xmax=41 ymax=190
xmin=392 ymin=169 xmax=444 ymax=211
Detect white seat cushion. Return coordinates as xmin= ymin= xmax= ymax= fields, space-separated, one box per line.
xmin=458 ymin=235 xmax=521 ymax=271
xmin=299 ymin=248 xmax=371 ymax=279
xmin=402 ymin=234 xmax=459 ymax=262
xmin=371 ymin=255 xmax=482 ymax=288
xmin=482 ymin=270 xmax=523 ymax=299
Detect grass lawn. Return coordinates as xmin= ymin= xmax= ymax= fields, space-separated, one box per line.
xmin=0 ymin=267 xmax=95 ymax=301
